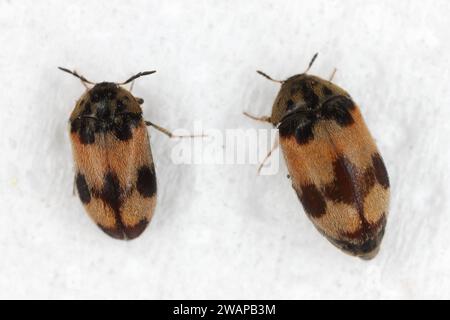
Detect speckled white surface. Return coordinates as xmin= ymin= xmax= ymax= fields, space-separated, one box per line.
xmin=0 ymin=0 xmax=449 ymax=299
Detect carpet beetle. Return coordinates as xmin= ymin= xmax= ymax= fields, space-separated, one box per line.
xmin=59 ymin=67 xmax=190 ymax=240
xmin=245 ymin=54 xmax=390 ymax=259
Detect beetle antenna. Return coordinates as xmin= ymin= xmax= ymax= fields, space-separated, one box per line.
xmin=119 ymin=70 xmax=156 ymax=85
xmin=58 ymin=67 xmax=95 ymax=86
xmin=329 ymin=68 xmax=337 ymax=81
xmin=256 ymin=70 xmax=284 ymax=84
xmin=304 ymin=53 xmax=318 ymax=74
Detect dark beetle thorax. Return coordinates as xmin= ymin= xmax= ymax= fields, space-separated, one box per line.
xmin=270 ymin=74 xmax=351 ymax=125
xmin=69 ymin=83 xmax=142 ymax=121
xmin=69 ymin=83 xmax=144 ymax=144
xmin=273 ymin=74 xmax=356 ymax=145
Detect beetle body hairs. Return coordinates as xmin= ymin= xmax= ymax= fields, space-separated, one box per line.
xmin=246 ymin=54 xmax=390 ymax=259
xmin=60 ymin=67 xmax=174 ymax=240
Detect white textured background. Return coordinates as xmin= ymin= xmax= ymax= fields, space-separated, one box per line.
xmin=0 ymin=0 xmax=449 ymax=299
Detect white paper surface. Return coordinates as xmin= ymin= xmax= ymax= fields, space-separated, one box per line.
xmin=0 ymin=0 xmax=449 ymax=299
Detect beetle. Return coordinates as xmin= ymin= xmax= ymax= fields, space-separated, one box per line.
xmin=59 ymin=67 xmax=190 ymax=240
xmin=245 ymin=54 xmax=390 ymax=259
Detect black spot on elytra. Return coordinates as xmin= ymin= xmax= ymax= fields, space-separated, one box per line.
xmin=136 ymin=165 xmax=157 ymax=198
xmin=297 ymin=184 xmax=327 ymax=218
xmin=278 ymin=114 xmax=298 ymax=137
xmin=78 ymin=120 xmax=95 ymax=144
xmin=70 ymin=119 xmax=80 ymax=133
xmin=92 ymin=169 xmax=153 ymax=240
xmin=330 ymin=220 xmax=386 ymax=258
xmin=286 ymin=99 xmax=294 ymax=111
xmin=74 ymin=140 xmax=155 ymax=240
xmin=98 ymin=219 xmax=149 ymax=240
xmin=294 ymin=120 xmax=314 ymax=144
xmin=324 ymin=156 xmax=358 ymax=205
xmin=278 ymin=111 xmax=316 ymax=144
xmin=331 ymin=236 xmax=380 ymax=256
xmin=98 ymin=224 xmax=125 ymax=240
xmin=76 ymin=173 xmax=91 ymax=204
xmin=124 ymin=219 xmax=149 ymax=239
xmin=114 ymin=122 xmax=133 ymax=141
xmin=113 ymin=113 xmax=142 ymax=141
xmin=101 ymin=172 xmax=122 ymax=213
xmin=372 ymin=153 xmax=389 ymax=188
xmin=301 ymin=82 xmax=319 ymax=109
xmin=321 ymin=96 xmax=355 ymax=126
xmin=362 ymin=167 xmax=376 ymax=197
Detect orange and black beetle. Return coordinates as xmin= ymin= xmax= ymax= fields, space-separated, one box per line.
xmin=245 ymin=54 xmax=390 ymax=259
xmin=60 ymin=68 xmax=187 ymax=240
